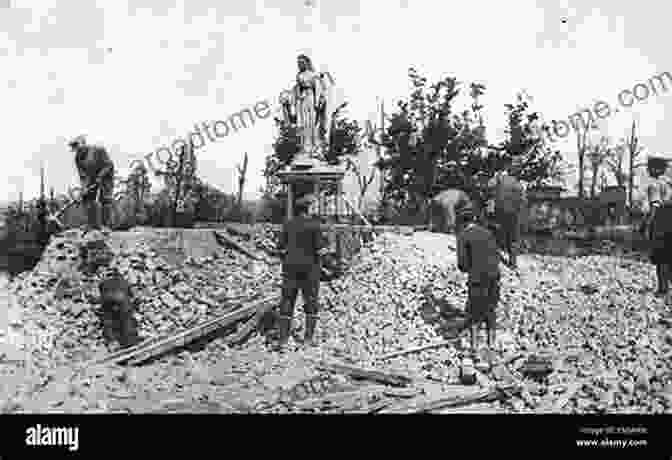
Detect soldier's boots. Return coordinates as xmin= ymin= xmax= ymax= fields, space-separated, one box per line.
xmin=303 ymin=314 xmax=318 ymax=347
xmin=275 ymin=315 xmax=292 ymax=352
xmin=509 ymin=253 xmax=517 ymax=269
xmin=101 ymin=203 xmax=113 ymax=230
xmin=656 ymin=264 xmax=670 ymax=295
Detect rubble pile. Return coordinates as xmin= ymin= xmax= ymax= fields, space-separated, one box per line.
xmin=7 ymin=228 xmax=281 ymax=369
xmin=319 ymin=233 xmax=463 ymax=364
xmin=494 ymin=255 xmax=672 ymax=414
xmin=277 ymin=232 xmax=672 ymax=413
xmin=2 ymin=226 xmax=671 ymax=414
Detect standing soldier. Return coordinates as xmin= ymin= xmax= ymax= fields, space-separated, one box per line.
xmin=69 ymin=135 xmax=115 ymax=231
xmin=645 ymin=157 xmax=672 ymax=295
xmin=275 ymin=194 xmax=327 ymax=351
xmin=456 ymin=200 xmax=501 ymax=362
xmin=489 ymin=163 xmax=525 ymax=268
xmin=644 ymin=157 xmax=672 ymax=235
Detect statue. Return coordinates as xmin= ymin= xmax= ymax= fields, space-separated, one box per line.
xmin=280 ymin=54 xmax=334 ymax=160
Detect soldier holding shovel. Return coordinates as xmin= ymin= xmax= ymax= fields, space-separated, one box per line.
xmin=69 ymin=135 xmax=115 ymax=232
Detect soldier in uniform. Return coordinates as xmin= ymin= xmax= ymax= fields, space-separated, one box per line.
xmin=99 ymin=272 xmax=141 ymax=348
xmin=645 ymin=157 xmax=672 ymax=296
xmin=275 ymin=194 xmax=327 ymax=351
xmin=644 ymin=157 xmax=672 ymax=234
xmin=488 ymin=164 xmax=525 ymax=268
xmin=69 ymin=135 xmax=115 ymax=231
xmin=456 ymin=200 xmax=501 ymax=360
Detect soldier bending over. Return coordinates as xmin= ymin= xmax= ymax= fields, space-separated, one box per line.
xmin=69 ymin=135 xmax=115 ymax=231
xmin=98 ymin=274 xmax=141 ymax=348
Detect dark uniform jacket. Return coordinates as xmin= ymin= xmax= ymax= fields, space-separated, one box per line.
xmin=279 ymin=216 xmax=325 ymax=271
xmin=649 ymin=201 xmax=672 ymax=266
xmin=75 ymin=145 xmax=114 ymax=184
xmin=457 ymin=222 xmax=501 ymax=282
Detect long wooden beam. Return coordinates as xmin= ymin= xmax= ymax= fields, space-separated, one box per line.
xmin=91 ymin=295 xmax=278 ymax=366
xmin=377 ymin=338 xmax=461 ymax=361
xmin=316 ymin=360 xmax=413 ymax=387
xmin=213 ymin=231 xmax=266 ymax=261
xmin=380 ymin=383 xmax=519 ymax=414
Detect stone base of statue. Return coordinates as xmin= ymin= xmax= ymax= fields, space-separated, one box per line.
xmin=290 ymin=151 xmax=322 ymax=171
xmin=276 ymin=148 xmax=346 ymax=221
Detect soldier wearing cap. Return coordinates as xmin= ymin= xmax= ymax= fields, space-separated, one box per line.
xmin=275 ymin=193 xmax=328 ymax=351
xmin=456 ymin=200 xmax=501 ymax=360
xmin=645 ymin=157 xmax=672 ymax=296
xmin=69 ymin=135 xmax=115 ymax=231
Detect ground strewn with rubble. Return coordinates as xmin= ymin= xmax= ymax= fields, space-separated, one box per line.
xmin=0 ymin=225 xmax=671 ymax=414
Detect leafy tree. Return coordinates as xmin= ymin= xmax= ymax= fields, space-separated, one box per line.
xmin=496 ymin=93 xmax=569 ymax=188
xmin=374 ymin=68 xmax=488 ymax=216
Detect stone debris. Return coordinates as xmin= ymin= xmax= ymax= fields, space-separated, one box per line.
xmin=0 ymin=226 xmax=670 ymax=414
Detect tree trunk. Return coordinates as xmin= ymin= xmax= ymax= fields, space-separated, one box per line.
xmin=172 ymin=151 xmax=186 ymax=227
xmin=578 ymin=155 xmax=585 ymax=199
xmin=237 ymin=153 xmax=248 ymax=210
xmin=590 ymin=166 xmax=598 ymax=199
xmin=627 ymin=121 xmax=637 ymax=219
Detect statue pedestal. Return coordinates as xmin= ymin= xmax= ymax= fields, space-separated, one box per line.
xmin=276 ymin=152 xmax=346 ymax=221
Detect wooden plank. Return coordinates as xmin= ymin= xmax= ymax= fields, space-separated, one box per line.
xmin=316 ymin=361 xmax=413 ymax=387
xmin=213 ymin=231 xmax=265 ymax=261
xmin=381 ymin=384 xmax=519 ymax=414
xmin=377 ymin=338 xmax=460 ymax=361
xmin=435 ymin=403 xmax=503 ymax=414
xmin=222 ymin=225 xmax=254 ymax=239
xmin=95 ymin=295 xmax=278 ymax=366
xmin=126 ymin=297 xmax=276 ymax=364
xmin=293 ymin=386 xmax=387 ymax=411
xmin=222 ymin=301 xmax=276 ymax=346
xmin=382 ymin=387 xmax=422 ymax=398
xmin=365 ymin=399 xmax=396 ymax=414
xmin=422 ymin=384 xmax=519 ymax=414
xmin=125 ymin=308 xmax=262 ymax=365
xmin=379 ymin=385 xmax=482 ymax=414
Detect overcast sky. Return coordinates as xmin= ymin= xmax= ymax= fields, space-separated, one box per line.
xmin=1 ymin=0 xmax=669 ymax=203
